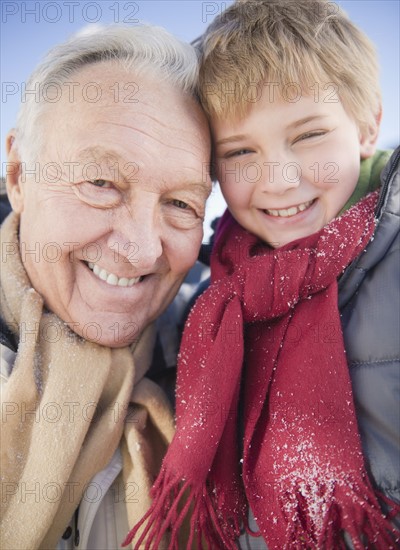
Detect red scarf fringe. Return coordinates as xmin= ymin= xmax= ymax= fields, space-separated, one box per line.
xmin=123 ymin=471 xmax=399 ymax=549
xmin=122 ymin=468 xmax=243 ymax=549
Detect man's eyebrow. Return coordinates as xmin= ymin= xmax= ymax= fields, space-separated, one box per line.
xmin=75 ymin=148 xmax=211 ymax=196
xmin=75 ymin=147 xmax=122 ymax=163
xmin=161 ymin=181 xmax=211 ymax=198
xmin=215 ymin=134 xmax=249 ymax=147
xmin=191 ymin=182 xmax=212 ymax=198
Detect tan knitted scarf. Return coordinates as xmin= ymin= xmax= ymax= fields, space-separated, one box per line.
xmin=0 ymin=213 xmax=175 ymax=549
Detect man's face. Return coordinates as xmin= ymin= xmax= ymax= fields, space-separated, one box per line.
xmin=12 ymin=63 xmax=211 ymax=347
xmin=213 ymin=87 xmax=376 ymax=248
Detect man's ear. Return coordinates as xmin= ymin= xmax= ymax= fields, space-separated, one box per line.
xmin=360 ymin=107 xmax=382 ymax=160
xmin=5 ymin=130 xmax=25 ymax=213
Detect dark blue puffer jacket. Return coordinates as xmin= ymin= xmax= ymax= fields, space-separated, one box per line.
xmin=339 ymin=146 xmax=400 ymax=508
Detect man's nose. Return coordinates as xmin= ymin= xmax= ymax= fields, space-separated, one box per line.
xmin=107 ymin=204 xmax=163 ymax=271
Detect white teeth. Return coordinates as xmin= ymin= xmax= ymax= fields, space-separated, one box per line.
xmin=266 ymin=200 xmax=313 ymax=218
xmin=87 ymin=263 xmax=142 ymax=287
xmin=286 ymin=206 xmax=298 ymax=216
xmin=106 ymin=273 xmax=118 ymax=286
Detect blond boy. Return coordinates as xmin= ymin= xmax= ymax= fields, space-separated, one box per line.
xmin=126 ymin=2 xmax=399 ymax=548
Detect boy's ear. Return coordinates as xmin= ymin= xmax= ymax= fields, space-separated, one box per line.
xmin=5 ymin=130 xmax=25 ymax=214
xmin=359 ymin=107 xmax=382 ymax=159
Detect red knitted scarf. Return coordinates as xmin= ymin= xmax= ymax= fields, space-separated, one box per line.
xmin=124 ymin=191 xmax=399 ymax=549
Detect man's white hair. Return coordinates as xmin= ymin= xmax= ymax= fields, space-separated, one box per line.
xmin=16 ymin=24 xmax=200 ymax=163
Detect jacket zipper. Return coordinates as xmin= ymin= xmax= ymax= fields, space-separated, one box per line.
xmin=74 ymin=506 xmax=80 ymax=547
xmin=375 ymin=147 xmax=400 ymax=216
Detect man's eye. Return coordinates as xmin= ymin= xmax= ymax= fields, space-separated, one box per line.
xmin=88 ymin=179 xmax=113 ymax=188
xmin=171 ymin=199 xmax=189 ymax=209
xmin=73 ymin=179 xmax=121 ymax=208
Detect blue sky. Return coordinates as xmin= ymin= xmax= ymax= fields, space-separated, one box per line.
xmin=1 ymin=0 xmax=399 ymax=217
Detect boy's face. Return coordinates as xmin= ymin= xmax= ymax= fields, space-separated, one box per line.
xmin=213 ymin=88 xmax=377 ymax=248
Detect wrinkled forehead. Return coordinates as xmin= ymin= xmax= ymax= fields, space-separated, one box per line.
xmin=30 ymin=62 xmax=211 ymax=193
xmin=43 ymin=61 xmax=200 ymax=126
xmin=37 ymin=61 xmax=210 ymax=162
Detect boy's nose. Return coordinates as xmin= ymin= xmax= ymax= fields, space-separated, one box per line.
xmin=258 ymin=158 xmax=301 ymax=195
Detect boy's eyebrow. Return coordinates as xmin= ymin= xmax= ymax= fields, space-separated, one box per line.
xmin=215 ymin=115 xmax=329 ymax=147
xmin=215 ymin=134 xmax=249 ymax=147
xmin=289 ymin=115 xmax=328 ymax=129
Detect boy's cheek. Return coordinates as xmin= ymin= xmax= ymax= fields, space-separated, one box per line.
xmin=216 ymin=161 xmax=248 ymax=189
xmin=217 ymin=179 xmax=242 ymax=213
xmin=306 ymin=162 xmax=341 ymax=190
xmin=216 ymin=162 xmax=233 ymax=187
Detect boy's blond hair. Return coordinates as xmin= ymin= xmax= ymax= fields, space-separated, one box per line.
xmin=197 ymin=0 xmax=381 ymax=135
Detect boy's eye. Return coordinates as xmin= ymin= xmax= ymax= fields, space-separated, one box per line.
xmin=88 ymin=179 xmax=113 ymax=188
xmin=224 ymin=148 xmax=253 ymax=159
xmin=293 ymin=131 xmax=327 ymax=144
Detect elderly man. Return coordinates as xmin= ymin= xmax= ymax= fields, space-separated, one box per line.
xmin=0 ymin=25 xmax=211 ymax=549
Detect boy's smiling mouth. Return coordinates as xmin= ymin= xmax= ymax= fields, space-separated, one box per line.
xmin=263 ymin=199 xmax=315 ymax=218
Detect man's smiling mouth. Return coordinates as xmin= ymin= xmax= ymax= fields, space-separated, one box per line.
xmin=86 ymin=262 xmax=144 ymax=287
